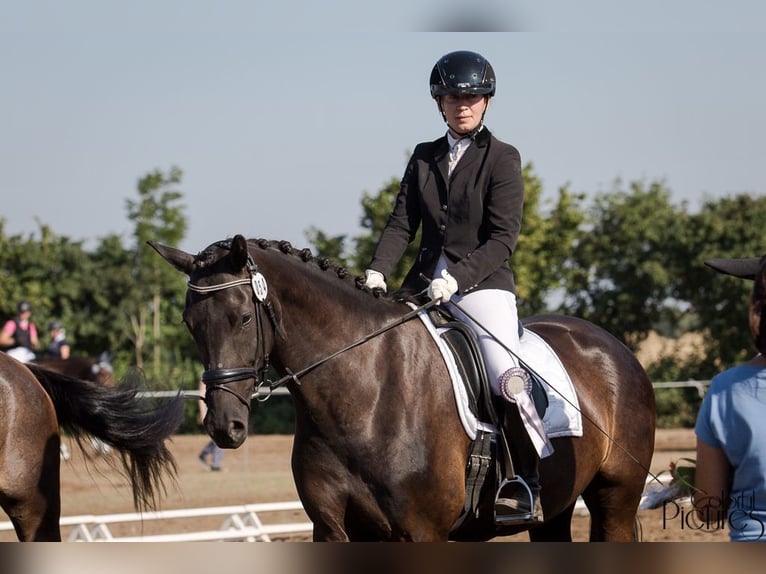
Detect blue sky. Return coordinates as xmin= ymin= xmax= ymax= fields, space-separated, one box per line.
xmin=2 ymin=1 xmax=764 ymax=254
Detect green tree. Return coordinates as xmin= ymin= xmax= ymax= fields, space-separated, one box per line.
xmin=36 ymin=226 xmax=100 ymax=352
xmin=307 ymin=163 xmax=585 ymax=314
xmin=0 ymin=222 xmax=101 ymax=354
xmin=85 ymin=233 xmax=145 ymax=364
xmin=512 ymin=166 xmax=585 ymax=316
xmin=674 ymin=193 xmax=766 ymax=372
xmin=125 ymin=166 xmax=189 ymax=382
xmin=349 ymin=177 xmax=422 ymax=287
xmin=306 ymin=177 xmax=421 ymax=287
xmin=0 ymin=223 xmax=48 ymax=321
xmin=303 ymin=228 xmax=347 ymax=266
xmin=562 ymin=180 xmax=686 ymax=348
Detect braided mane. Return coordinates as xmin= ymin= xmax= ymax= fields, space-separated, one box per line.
xmin=192 ymin=237 xmax=384 ymax=298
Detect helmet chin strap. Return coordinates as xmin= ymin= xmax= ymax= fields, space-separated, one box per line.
xmin=439 ymin=97 xmax=489 ymax=140
xmin=447 ymin=120 xmax=484 ymax=140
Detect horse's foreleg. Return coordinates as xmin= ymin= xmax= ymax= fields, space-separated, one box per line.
xmin=297 ymin=490 xmax=350 ymax=541
xmin=312 ymin=519 xmax=350 ymax=542
xmin=292 ymin=457 xmax=352 ymax=540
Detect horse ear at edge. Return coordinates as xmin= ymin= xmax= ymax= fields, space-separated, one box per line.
xmin=146 ymin=240 xmax=195 ymax=275
xmin=230 ymin=234 xmax=249 ymax=270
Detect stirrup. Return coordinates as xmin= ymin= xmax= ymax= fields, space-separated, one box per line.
xmin=494 ymin=476 xmax=542 ymax=525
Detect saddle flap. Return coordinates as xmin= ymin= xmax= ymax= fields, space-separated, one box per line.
xmin=438 ymin=319 xmax=549 ymax=422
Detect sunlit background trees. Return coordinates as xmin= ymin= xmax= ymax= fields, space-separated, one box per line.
xmin=2 ymin=162 xmax=763 ymax=430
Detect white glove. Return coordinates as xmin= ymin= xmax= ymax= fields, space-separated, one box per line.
xmin=364 ymin=269 xmax=387 ymax=293
xmin=428 ymin=269 xmax=458 ymax=304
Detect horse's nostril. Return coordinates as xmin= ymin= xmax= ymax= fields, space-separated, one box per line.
xmin=205 ymin=415 xmax=248 ymax=448
xmin=229 ymin=419 xmax=247 ymax=440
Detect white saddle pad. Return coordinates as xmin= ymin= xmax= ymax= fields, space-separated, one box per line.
xmin=413 ymin=309 xmax=583 ymax=440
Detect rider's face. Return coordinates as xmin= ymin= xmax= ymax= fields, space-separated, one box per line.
xmin=439 ymin=94 xmax=488 ymax=136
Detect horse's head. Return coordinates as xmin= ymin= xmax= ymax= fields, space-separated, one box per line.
xmin=149 ymin=234 xmax=276 ymax=448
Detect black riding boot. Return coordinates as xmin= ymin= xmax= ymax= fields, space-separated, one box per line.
xmin=494 ymin=401 xmax=542 ymax=525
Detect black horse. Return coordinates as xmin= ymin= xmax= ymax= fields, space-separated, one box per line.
xmin=0 ymin=352 xmax=183 ymax=541
xmin=151 ymin=234 xmax=656 ymax=541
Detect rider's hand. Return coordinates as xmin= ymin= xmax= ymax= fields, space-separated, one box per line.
xmin=428 ymin=270 xmax=458 ymax=304
xmin=364 ymin=269 xmax=387 ymax=293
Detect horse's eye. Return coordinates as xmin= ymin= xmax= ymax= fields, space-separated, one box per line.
xmin=242 ymin=313 xmax=253 ymax=327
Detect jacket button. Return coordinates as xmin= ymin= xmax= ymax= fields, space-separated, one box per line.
xmin=439 ymin=224 xmax=446 ymax=232
xmin=441 ymin=204 xmax=448 ymax=211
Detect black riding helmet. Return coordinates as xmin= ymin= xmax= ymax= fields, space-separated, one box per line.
xmin=430 ymin=51 xmax=495 ymax=138
xmin=429 ymin=50 xmax=496 ymax=98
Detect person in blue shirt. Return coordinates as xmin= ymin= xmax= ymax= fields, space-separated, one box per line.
xmin=694 ymin=254 xmax=766 ymax=541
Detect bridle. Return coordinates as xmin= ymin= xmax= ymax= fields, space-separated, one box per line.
xmin=187 ymin=254 xmax=278 ymax=411
xmin=186 ymin=246 xmax=440 ymax=414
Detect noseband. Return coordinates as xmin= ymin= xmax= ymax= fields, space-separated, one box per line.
xmin=188 ymin=254 xmax=277 ymax=411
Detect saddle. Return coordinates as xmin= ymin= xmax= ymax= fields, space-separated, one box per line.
xmin=426 ymin=305 xmax=549 ymax=426
xmin=423 ymin=305 xmax=549 ymax=534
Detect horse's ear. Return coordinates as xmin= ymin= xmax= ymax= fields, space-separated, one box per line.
xmin=230 ymin=235 xmax=249 ymax=271
xmin=147 ymin=241 xmax=195 ymax=275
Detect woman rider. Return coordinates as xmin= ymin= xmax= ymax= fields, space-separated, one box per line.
xmin=364 ymin=50 xmax=551 ymax=524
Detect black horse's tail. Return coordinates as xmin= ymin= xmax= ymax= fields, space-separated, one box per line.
xmin=27 ymin=363 xmax=184 ymax=512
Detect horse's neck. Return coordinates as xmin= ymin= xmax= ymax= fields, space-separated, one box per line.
xmin=267 ymin=262 xmax=392 ymax=373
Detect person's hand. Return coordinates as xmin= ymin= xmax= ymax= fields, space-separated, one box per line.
xmin=428 ymin=270 xmax=458 ymax=304
xmin=364 ymin=269 xmax=387 ymax=293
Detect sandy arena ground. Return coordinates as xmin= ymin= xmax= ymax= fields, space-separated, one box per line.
xmin=0 ymin=428 xmax=728 ymax=542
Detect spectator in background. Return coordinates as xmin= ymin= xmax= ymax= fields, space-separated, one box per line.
xmin=0 ymin=300 xmax=40 ymax=363
xmin=197 ymin=379 xmax=224 ymax=471
xmin=46 ymin=321 xmax=71 ymax=360
xmin=694 ymin=254 xmax=766 ymax=541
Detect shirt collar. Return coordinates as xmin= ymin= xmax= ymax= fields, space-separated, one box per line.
xmin=447 ymin=125 xmax=483 ymax=149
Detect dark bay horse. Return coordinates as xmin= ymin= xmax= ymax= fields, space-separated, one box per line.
xmin=151 ymin=234 xmax=656 ymax=541
xmin=0 ymin=352 xmax=183 ymax=541
xmin=36 ymin=354 xmax=115 ymax=387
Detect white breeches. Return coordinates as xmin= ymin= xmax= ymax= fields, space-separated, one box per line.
xmin=7 ymin=346 xmax=36 ymax=363
xmin=445 ymin=288 xmax=521 ymax=392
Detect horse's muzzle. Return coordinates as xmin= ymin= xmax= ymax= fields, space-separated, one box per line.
xmin=202 ymin=367 xmax=256 ymax=448
xmin=206 ymin=416 xmax=248 ymax=449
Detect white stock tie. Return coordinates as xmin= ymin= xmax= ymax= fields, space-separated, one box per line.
xmin=448 ymin=138 xmax=470 ymax=176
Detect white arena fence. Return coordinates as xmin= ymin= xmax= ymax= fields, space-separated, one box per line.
xmin=1 ymin=382 xmax=700 ymax=542
xmin=0 ymin=501 xmax=313 ymax=542
xmin=0 ymin=479 xmax=674 ymax=542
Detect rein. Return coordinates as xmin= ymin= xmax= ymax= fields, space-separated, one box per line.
xmin=266 ymin=298 xmax=440 ymax=391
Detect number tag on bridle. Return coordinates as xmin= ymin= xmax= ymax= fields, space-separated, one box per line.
xmin=251 ymin=272 xmax=268 ymax=301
